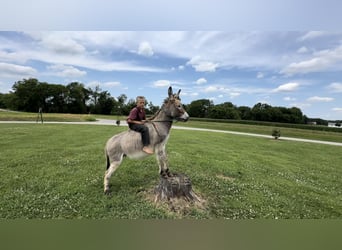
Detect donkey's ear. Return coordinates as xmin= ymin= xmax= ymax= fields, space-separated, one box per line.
xmin=168 ymin=86 xmax=173 ymax=97
xmin=177 ymin=89 xmax=181 ymax=96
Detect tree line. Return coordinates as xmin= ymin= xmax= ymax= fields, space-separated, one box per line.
xmin=0 ymin=78 xmax=159 ymax=115
xmin=184 ymin=99 xmax=308 ymax=124
xmin=0 ymin=78 xmax=330 ymax=125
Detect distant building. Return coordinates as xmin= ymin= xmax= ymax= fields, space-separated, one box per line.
xmin=328 ymin=122 xmax=342 ymax=128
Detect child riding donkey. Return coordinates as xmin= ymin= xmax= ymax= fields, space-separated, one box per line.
xmin=126 ymin=96 xmax=154 ymax=154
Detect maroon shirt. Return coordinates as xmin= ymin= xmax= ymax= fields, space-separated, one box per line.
xmin=127 ymin=107 xmax=146 ymax=122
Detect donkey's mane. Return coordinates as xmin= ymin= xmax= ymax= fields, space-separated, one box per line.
xmin=147 ymin=108 xmax=161 ymax=121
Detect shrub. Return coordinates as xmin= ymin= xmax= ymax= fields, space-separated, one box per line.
xmin=272 ymin=128 xmax=281 ymax=139
xmin=84 ymin=116 xmax=97 ymax=122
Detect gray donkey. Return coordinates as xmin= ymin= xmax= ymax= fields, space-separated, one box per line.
xmin=104 ymin=87 xmax=189 ymax=194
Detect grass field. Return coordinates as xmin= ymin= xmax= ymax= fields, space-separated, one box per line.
xmin=0 ymin=110 xmax=96 ymax=122
xmin=178 ymin=120 xmax=342 ymax=143
xmin=0 ymin=123 xmax=341 ymax=219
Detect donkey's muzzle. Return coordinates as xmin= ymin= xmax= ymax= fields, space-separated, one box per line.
xmin=177 ymin=112 xmax=189 ymax=122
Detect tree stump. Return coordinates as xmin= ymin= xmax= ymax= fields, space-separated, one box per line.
xmin=154 ymin=173 xmax=204 ymax=213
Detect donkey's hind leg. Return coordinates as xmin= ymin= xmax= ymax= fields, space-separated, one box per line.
xmin=104 ymin=154 xmax=124 ymax=195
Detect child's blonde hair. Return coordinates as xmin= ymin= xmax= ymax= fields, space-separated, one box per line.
xmin=136 ymin=96 xmax=145 ymax=103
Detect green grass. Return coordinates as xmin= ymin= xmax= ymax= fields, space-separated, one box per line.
xmin=1 ymin=111 xmax=341 ymax=143
xmin=0 ymin=110 xmax=96 ymax=122
xmin=177 ymin=120 xmax=342 ymax=143
xmin=0 ymin=123 xmax=341 ymax=219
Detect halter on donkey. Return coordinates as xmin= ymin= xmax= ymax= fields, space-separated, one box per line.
xmin=103 ymin=86 xmax=189 ymax=194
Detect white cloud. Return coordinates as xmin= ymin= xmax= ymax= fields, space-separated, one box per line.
xmin=332 ymin=107 xmax=342 ymax=112
xmin=272 ymin=82 xmax=299 ymax=92
xmin=280 ymin=44 xmax=342 ymax=75
xmin=3 ymin=32 xmax=166 ymax=73
xmin=187 ymin=56 xmax=218 ymax=72
xmin=0 ymin=62 xmax=37 ymax=78
xmin=86 ymin=80 xmax=121 ymax=89
xmin=196 ymin=78 xmax=207 ymax=84
xmin=199 ymin=85 xmax=242 ymax=99
xmin=202 ymin=85 xmax=222 ymax=93
xmin=0 ymin=50 xmax=27 ymax=64
xmin=178 ymin=65 xmax=185 ymax=70
xmin=47 ymin=64 xmax=86 ymax=78
xmin=39 ymin=34 xmax=86 ymax=55
xmin=297 ymin=46 xmax=309 ymax=53
xmin=327 ymin=82 xmax=342 ymax=93
xmin=290 ymin=102 xmax=311 ymax=109
xmin=153 ymin=80 xmax=170 ymax=87
xmin=307 ymin=96 xmax=334 ymax=102
xmin=256 ymin=72 xmax=264 ymax=78
xmin=104 ymin=81 xmax=121 ymax=87
xmin=298 ymin=31 xmax=326 ymax=41
xmin=281 ymin=58 xmax=328 ymax=75
xmin=181 ymin=91 xmax=198 ymax=97
xmin=229 ymin=92 xmax=240 ymax=98
xmin=283 ymin=96 xmax=296 ymax=101
xmin=138 ymin=41 xmax=154 ymax=57
xmin=194 ymin=62 xmax=218 ymax=72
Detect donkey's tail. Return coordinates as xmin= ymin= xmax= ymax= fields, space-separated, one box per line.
xmin=106 ymin=151 xmax=110 ymax=170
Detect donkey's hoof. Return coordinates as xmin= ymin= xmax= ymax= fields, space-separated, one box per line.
xmin=104 ymin=189 xmax=111 ymax=195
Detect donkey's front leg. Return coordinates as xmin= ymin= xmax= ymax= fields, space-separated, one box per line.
xmin=155 ymin=145 xmax=171 ymax=178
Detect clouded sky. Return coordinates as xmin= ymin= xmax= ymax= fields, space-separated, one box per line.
xmin=1 ymin=1 xmax=342 ymax=120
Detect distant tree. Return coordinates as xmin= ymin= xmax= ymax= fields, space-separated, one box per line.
xmin=110 ymin=94 xmax=127 ymax=115
xmin=268 ymin=107 xmax=282 ymax=122
xmin=122 ymin=98 xmax=136 ymax=115
xmin=9 ymin=79 xmax=71 ymax=113
xmin=208 ymin=105 xmax=227 ymax=119
xmin=43 ymin=84 xmax=68 ymax=113
xmin=146 ymin=101 xmax=160 ymax=115
xmin=117 ymin=94 xmax=127 ymax=105
xmin=251 ymin=103 xmax=272 ymax=121
xmin=65 ymin=82 xmax=90 ymax=113
xmin=0 ymin=93 xmax=6 ymax=108
xmin=188 ymin=99 xmax=213 ymax=118
xmin=38 ymin=83 xmax=68 ymax=113
xmin=238 ymin=106 xmax=252 ymax=120
xmin=288 ymin=107 xmax=304 ymax=123
xmin=208 ymin=102 xmax=240 ymax=119
xmin=97 ymin=91 xmax=117 ymax=114
xmin=303 ymin=115 xmax=309 ymax=124
xmin=89 ymin=85 xmax=102 ymax=107
xmin=11 ymin=78 xmax=41 ymax=112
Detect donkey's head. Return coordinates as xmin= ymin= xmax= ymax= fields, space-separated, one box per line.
xmin=163 ymin=86 xmax=189 ymax=122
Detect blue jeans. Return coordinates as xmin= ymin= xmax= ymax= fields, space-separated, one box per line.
xmin=129 ymin=124 xmax=150 ymax=146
